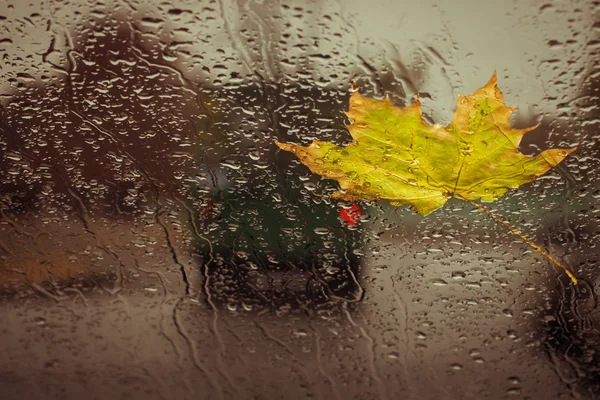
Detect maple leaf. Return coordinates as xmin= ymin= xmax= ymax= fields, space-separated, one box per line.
xmin=276 ymin=73 xmax=578 ymax=282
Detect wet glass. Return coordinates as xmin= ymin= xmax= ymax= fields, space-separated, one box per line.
xmin=1 ymin=0 xmax=598 ymax=399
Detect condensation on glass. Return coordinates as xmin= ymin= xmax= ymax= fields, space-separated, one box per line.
xmin=0 ymin=0 xmax=598 ymax=399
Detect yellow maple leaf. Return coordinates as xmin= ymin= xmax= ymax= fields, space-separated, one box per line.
xmin=276 ymin=73 xmax=578 ymax=282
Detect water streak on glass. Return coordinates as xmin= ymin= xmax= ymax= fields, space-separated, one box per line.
xmin=0 ymin=0 xmax=599 ymax=399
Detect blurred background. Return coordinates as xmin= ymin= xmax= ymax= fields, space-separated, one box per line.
xmin=0 ymin=0 xmax=599 ymax=399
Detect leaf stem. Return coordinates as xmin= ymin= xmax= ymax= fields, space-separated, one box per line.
xmin=457 ymin=196 xmax=577 ymax=284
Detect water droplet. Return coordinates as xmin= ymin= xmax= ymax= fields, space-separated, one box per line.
xmin=313 ymin=227 xmax=329 ymax=235
xmin=431 ymin=278 xmax=448 ymax=286
xmin=451 ymin=271 xmax=466 ymax=279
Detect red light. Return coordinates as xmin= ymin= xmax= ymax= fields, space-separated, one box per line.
xmin=340 ymin=204 xmax=361 ymax=225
